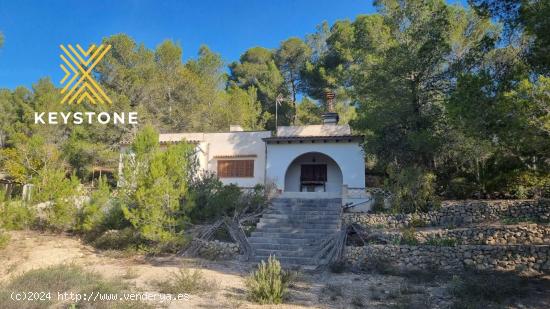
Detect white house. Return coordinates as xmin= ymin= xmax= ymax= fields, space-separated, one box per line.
xmin=120 ymin=112 xmax=370 ymax=208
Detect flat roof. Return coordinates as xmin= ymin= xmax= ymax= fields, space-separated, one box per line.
xmin=276 ymin=124 xmax=351 ymax=137
xmin=263 ymin=135 xmax=363 ymax=143
xmin=121 ymin=130 xmax=271 ymax=145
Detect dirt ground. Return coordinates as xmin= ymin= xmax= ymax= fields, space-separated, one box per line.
xmin=0 ymin=231 xmax=548 ymax=309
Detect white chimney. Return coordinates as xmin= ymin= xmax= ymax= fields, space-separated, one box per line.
xmin=229 ymin=125 xmax=244 ymax=132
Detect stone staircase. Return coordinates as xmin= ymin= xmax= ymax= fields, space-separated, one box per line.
xmin=249 ymin=197 xmax=342 ymax=267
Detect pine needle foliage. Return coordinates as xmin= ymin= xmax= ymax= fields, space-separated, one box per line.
xmin=245 ymin=255 xmax=292 ymax=304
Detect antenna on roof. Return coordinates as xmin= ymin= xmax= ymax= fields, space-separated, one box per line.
xmin=275 ymin=94 xmax=285 ymax=136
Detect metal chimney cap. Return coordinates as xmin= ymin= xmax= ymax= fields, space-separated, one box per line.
xmin=322 ymin=112 xmax=339 ymax=125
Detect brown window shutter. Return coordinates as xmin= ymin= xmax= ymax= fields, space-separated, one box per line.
xmin=217 ymin=160 xmax=254 ymax=178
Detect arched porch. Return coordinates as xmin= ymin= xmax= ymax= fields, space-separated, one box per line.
xmin=284 ymin=152 xmax=343 ymax=193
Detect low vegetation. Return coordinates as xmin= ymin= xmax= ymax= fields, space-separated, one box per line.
xmin=320 ymin=283 xmax=344 ymax=301
xmin=0 ymin=126 xmax=267 ymax=257
xmin=385 ymin=165 xmax=440 ymax=214
xmin=360 ymin=256 xmax=394 ymax=275
xmin=91 ymin=227 xmax=144 ymax=251
xmin=0 ymin=229 xmax=9 ymax=249
xmin=0 ymin=199 xmax=34 ymax=230
xmin=328 ymin=260 xmax=347 ymax=273
xmin=450 ymin=271 xmax=532 ymax=308
xmin=245 ymin=256 xmax=293 ymax=304
xmin=0 ymin=264 xmax=151 ymax=309
xmin=500 ymin=215 xmax=549 ymax=225
xmin=154 ymin=267 xmax=216 ymax=295
xmin=397 ymin=227 xmax=419 ymax=245
xmin=425 ymin=236 xmax=458 ymax=246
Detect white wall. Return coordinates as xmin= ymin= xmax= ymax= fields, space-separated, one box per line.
xmin=199 ymin=131 xmax=271 ymax=188
xmin=284 ymin=153 xmax=343 ymax=193
xmin=266 ymin=142 xmax=365 ymax=192
xmin=120 ymin=131 xmax=271 ymax=188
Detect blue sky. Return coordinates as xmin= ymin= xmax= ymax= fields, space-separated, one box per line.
xmin=0 ymin=0 xmax=466 ymax=89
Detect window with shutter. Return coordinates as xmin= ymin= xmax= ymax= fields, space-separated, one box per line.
xmin=217 ymin=160 xmax=254 ymax=178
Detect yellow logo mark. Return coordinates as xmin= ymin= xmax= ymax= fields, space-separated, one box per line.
xmin=59 ymin=44 xmax=112 ymax=105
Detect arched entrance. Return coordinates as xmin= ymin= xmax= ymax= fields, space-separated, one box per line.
xmin=284 ymin=152 xmax=343 ymax=193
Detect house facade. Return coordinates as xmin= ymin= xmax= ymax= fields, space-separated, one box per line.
xmin=120 ymin=113 xmax=371 ymax=208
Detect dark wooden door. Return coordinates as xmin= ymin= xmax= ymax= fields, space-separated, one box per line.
xmin=300 ymin=164 xmax=327 ymax=182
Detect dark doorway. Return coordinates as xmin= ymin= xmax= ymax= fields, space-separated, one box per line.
xmin=300 ymin=164 xmax=327 ymax=192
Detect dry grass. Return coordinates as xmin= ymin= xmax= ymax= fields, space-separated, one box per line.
xmin=0 ymin=230 xmax=9 ymax=249
xmin=320 ymin=283 xmax=344 ymax=301
xmin=153 ymin=267 xmax=217 ymax=295
xmin=122 ymin=267 xmax=139 ymax=280
xmin=0 ymin=264 xmax=152 ymax=309
xmin=450 ymin=270 xmax=534 ymax=309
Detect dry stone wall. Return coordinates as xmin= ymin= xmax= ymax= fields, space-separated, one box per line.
xmin=416 ymin=224 xmax=550 ymax=245
xmin=344 ymin=244 xmax=550 ymax=273
xmin=374 ymin=224 xmax=550 ymax=245
xmin=343 ymin=199 xmax=549 ymax=228
xmin=191 ymin=239 xmax=239 ymax=260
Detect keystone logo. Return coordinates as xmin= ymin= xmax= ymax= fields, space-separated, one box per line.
xmin=32 ymin=43 xmax=138 ymax=125
xmin=59 ymin=44 xmax=112 ymax=105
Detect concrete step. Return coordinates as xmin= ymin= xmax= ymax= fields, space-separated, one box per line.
xmin=256 ymin=222 xmax=340 ymax=229
xmin=253 ymin=248 xmax=318 ymax=257
xmin=251 ymin=255 xmax=316 ymax=266
xmin=270 ymin=203 xmax=341 ymax=209
xmin=271 ymin=199 xmax=340 ymax=204
xmin=249 ymin=242 xmax=318 ymax=250
xmin=262 ymin=213 xmax=341 ymax=220
xmin=251 ymin=231 xmax=335 ymax=239
xmin=252 ymin=227 xmax=338 ymax=234
xmin=258 ymin=218 xmax=339 ymax=225
xmin=265 ymin=208 xmax=342 ymax=216
xmin=248 ymin=236 xmax=321 ymax=245
xmin=251 ymin=197 xmax=342 ymax=268
xmin=269 ymin=208 xmax=340 ymax=214
xmin=272 ymin=198 xmax=342 ymax=203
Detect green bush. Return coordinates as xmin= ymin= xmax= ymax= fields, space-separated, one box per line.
xmin=509 ymin=171 xmax=550 ymax=198
xmin=76 ymin=176 xmax=110 ymax=233
xmin=245 ymin=256 xmax=292 ymax=304
xmin=33 ymin=169 xmax=80 ymax=231
xmin=385 ymin=164 xmax=440 ymax=214
xmin=370 ymin=191 xmax=387 ymax=213
xmin=154 ymin=268 xmax=215 ymax=295
xmin=101 ymin=199 xmax=133 ymax=231
xmin=188 ymin=173 xmax=267 ymax=223
xmin=409 ymin=214 xmax=428 ymax=227
xmin=0 ymin=200 xmax=34 ymax=230
xmin=0 ymin=230 xmax=9 ymax=249
xmin=399 ymin=227 xmax=419 ymax=245
xmin=119 ymin=126 xmax=196 ymax=248
xmin=92 ymin=228 xmax=143 ymax=250
xmin=242 ymin=184 xmax=268 ymax=211
xmin=425 ymin=236 xmax=458 ymax=246
xmin=77 ymin=195 xmax=134 ymax=246
xmin=188 ymin=173 xmax=241 ymax=222
xmin=447 ymin=177 xmax=479 ymax=199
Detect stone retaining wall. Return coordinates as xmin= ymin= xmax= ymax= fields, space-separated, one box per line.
xmin=344 ymin=244 xmax=550 ymax=274
xmin=373 ymin=224 xmax=550 ymax=245
xmin=191 ymin=239 xmax=240 ymax=260
xmin=418 ymin=224 xmax=550 ymax=245
xmin=344 ymin=199 xmax=549 ymax=228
